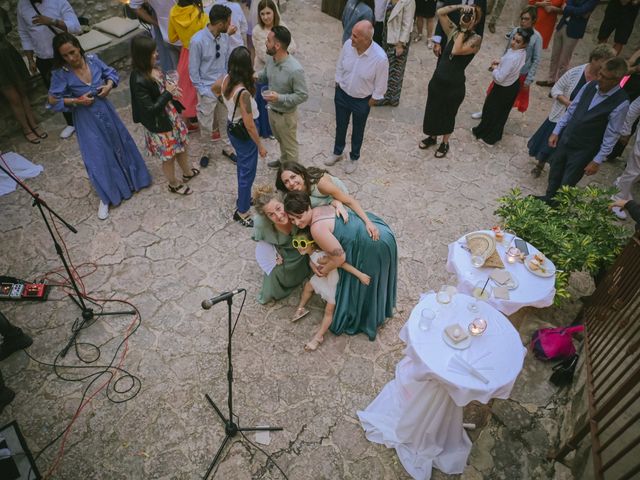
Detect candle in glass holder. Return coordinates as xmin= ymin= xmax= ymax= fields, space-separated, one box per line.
xmin=506 ymin=247 xmax=521 ymax=264
xmin=468 ymin=317 xmax=488 ymax=336
xmin=492 ymin=226 xmax=505 ymax=243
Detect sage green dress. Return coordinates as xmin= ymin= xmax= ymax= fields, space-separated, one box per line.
xmin=309 ymin=174 xmax=348 ymax=208
xmin=252 ymin=214 xmax=311 ymax=304
xmin=330 ymin=208 xmax=397 ymax=340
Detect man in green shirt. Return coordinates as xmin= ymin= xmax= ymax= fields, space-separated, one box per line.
xmin=257 ymin=26 xmax=309 ymax=168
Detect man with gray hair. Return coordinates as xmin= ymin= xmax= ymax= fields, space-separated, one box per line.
xmin=536 ymin=57 xmax=630 ymax=203
xmin=326 ymin=20 xmax=388 ymax=174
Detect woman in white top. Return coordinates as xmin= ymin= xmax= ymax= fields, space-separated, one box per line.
xmin=472 ymin=28 xmax=530 ymax=145
xmin=213 ymin=46 xmax=266 ymax=227
xmin=251 ymin=0 xmax=296 ymax=138
xmin=528 ymin=44 xmax=616 ymax=177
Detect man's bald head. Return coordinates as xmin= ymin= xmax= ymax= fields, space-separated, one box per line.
xmin=351 ymin=20 xmax=374 ymax=52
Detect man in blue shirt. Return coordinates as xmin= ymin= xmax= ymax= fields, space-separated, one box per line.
xmin=189 ymin=5 xmax=236 ymax=161
xmin=536 ymin=57 xmax=630 ymax=203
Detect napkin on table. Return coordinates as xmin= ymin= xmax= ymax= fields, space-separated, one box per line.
xmin=493 ymin=286 xmax=510 ymax=300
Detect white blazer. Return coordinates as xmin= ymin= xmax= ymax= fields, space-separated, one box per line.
xmin=384 ymin=0 xmax=416 ymax=45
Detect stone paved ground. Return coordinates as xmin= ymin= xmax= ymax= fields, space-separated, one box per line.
xmin=0 ymin=1 xmax=638 ymax=479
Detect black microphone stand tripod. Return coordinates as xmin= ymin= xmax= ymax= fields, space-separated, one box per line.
xmin=0 ymin=161 xmax=135 ymax=357
xmin=203 ymin=293 xmax=282 ymax=479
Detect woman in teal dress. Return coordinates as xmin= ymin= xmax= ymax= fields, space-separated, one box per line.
xmin=252 ymin=185 xmax=311 ymax=304
xmin=283 ymin=191 xmax=397 ymax=341
xmin=276 ymin=162 xmax=380 ymax=240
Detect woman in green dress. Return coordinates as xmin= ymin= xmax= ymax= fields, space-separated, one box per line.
xmin=276 ymin=162 xmax=380 ymax=240
xmin=283 ymin=191 xmax=397 ymax=341
xmin=253 ymin=185 xmax=311 ymax=304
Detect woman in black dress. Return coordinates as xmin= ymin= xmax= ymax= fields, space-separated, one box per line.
xmin=0 ymin=8 xmax=47 ymax=144
xmin=419 ymin=4 xmax=482 ymax=158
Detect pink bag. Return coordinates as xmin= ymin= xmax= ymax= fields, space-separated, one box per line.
xmin=530 ymin=325 xmax=584 ymax=361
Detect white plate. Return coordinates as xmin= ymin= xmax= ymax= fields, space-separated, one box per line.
xmin=524 ymin=254 xmax=556 ymax=278
xmin=442 ymin=330 xmax=472 ymax=350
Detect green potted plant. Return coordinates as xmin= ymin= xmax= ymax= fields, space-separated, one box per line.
xmin=495 ymin=186 xmax=629 ymax=303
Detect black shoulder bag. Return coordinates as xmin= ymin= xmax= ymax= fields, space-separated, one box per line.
xmin=29 ymin=0 xmax=59 ymax=35
xmin=227 ymin=88 xmax=252 ymax=141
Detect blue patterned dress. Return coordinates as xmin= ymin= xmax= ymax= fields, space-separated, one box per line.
xmin=49 ymin=54 xmax=151 ymax=206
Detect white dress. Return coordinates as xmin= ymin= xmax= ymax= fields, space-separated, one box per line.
xmin=309 ymin=250 xmax=339 ymax=304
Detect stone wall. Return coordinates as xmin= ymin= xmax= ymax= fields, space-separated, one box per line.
xmin=1 ymin=0 xmax=125 ymax=25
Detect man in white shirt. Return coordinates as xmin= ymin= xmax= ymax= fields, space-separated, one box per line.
xmin=214 ymin=0 xmax=247 ymax=50
xmin=612 ymin=96 xmax=640 ymax=220
xmin=325 ymin=21 xmax=388 ymax=174
xmin=129 ymin=0 xmax=180 ymax=72
xmin=17 ymin=0 xmax=81 ymax=138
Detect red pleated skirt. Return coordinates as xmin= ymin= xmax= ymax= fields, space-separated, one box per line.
xmin=177 ymin=47 xmax=197 ymax=118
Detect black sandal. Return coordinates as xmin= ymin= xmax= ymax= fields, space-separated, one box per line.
xmin=168 ymin=184 xmax=193 ymax=195
xmin=419 ymin=136 xmax=437 ymax=149
xmin=31 ymin=126 xmax=48 ymax=139
xmin=434 ymin=142 xmax=449 ymax=158
xmin=233 ymin=210 xmax=254 ymax=227
xmin=182 ymin=168 xmax=200 ymax=181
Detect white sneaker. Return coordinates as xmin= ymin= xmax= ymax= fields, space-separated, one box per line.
xmin=59 ymin=125 xmax=75 ymax=139
xmin=612 ymin=206 xmax=628 ymax=220
xmin=324 ymin=153 xmax=344 ymax=166
xmin=98 ymin=201 xmax=109 ymax=220
xmin=471 ymin=111 xmax=482 ymax=120
xmin=344 ymin=160 xmax=358 ymax=174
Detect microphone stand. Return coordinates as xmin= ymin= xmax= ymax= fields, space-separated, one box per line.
xmin=0 ymin=161 xmax=135 ymax=357
xmin=203 ymin=294 xmax=282 ymax=479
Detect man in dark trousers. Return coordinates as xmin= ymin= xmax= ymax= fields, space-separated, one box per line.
xmin=0 ymin=311 xmax=32 ymax=413
xmin=537 ymin=57 xmax=630 ymax=203
xmin=432 ymin=0 xmax=487 ymax=58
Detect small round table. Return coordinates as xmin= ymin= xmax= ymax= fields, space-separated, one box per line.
xmin=358 ymin=293 xmax=526 ymax=480
xmin=446 ymin=230 xmax=556 ymax=315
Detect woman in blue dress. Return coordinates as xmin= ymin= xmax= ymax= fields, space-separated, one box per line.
xmin=283 ymin=191 xmax=397 ymax=341
xmin=48 ymin=32 xmax=151 ymax=220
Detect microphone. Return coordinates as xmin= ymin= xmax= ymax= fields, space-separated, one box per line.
xmin=201 ymin=288 xmax=245 ymax=309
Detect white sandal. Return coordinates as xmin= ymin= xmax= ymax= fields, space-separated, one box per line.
xmin=291 ymin=307 xmax=309 ymax=322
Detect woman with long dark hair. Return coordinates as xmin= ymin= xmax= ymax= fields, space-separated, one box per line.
xmin=48 ymin=32 xmax=151 ymax=220
xmin=213 ymin=46 xmax=267 ymax=227
xmin=419 ymin=4 xmax=483 ymax=158
xmin=130 ymin=35 xmax=199 ymax=195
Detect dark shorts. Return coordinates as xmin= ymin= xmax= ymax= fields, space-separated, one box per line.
xmin=597 ymin=1 xmax=640 ymax=45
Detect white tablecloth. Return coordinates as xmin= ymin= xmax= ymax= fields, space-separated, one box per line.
xmin=358 ymin=293 xmax=526 ymax=480
xmin=446 ymin=231 xmax=556 ymax=315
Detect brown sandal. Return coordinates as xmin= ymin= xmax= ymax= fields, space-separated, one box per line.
xmin=304 ymin=335 xmax=324 ymax=352
xmin=168 ymin=184 xmax=193 ymax=195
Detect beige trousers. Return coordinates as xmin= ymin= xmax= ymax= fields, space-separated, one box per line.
xmin=548 ymin=27 xmax=580 ymax=82
xmin=268 ymin=110 xmax=299 ymax=163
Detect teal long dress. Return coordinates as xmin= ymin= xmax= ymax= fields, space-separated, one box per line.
xmin=330 ymin=208 xmax=398 ymax=340
xmin=253 ymin=214 xmax=311 ymax=304
xmin=309 ymin=174 xmax=348 ymax=208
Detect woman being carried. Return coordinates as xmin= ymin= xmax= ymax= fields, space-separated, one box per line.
xmin=291 ymin=230 xmax=370 ymax=352
xmin=420 ymin=4 xmax=483 ymax=158
xmin=276 ymin=161 xmax=380 ymax=239
xmin=283 ymin=191 xmax=397 ymax=341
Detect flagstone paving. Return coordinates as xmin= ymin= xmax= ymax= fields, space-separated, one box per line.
xmin=0 ymin=1 xmax=638 ymax=478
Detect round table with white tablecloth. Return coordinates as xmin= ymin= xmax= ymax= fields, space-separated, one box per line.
xmin=446 ymin=230 xmax=556 ymax=315
xmin=358 ymin=292 xmax=526 ymax=480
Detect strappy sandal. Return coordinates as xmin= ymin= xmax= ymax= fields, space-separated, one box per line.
xmin=182 ymin=168 xmax=200 ymax=181
xmin=31 ymin=126 xmax=48 ymax=139
xmin=419 ymin=136 xmax=437 ymax=150
xmin=291 ymin=307 xmax=309 ymax=322
xmin=233 ymin=210 xmax=254 ymax=227
xmin=23 ymin=131 xmax=40 ymax=144
xmin=168 ymin=184 xmax=193 ymax=195
xmin=413 ymin=33 xmax=423 ymax=43
xmin=434 ymin=142 xmax=449 ymax=158
xmin=304 ymin=335 xmax=324 ymax=352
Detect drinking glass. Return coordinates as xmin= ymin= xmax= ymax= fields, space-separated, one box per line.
xmin=472 ymin=280 xmax=491 ymax=301
xmin=165 ymin=70 xmax=179 ymax=86
xmin=471 ymin=254 xmax=485 ymax=268
xmin=419 ymin=308 xmax=436 ymax=331
xmin=436 ymin=285 xmax=452 ymax=306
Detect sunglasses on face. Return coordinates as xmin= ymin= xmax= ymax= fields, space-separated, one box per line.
xmin=292 ymin=238 xmax=315 ymax=249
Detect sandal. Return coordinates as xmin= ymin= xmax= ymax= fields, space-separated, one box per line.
xmin=168 ymin=184 xmax=193 ymax=195
xmin=413 ymin=33 xmax=423 ymax=43
xmin=182 ymin=168 xmax=200 ymax=181
xmin=31 ymin=126 xmax=48 ymax=139
xmin=291 ymin=307 xmax=309 ymax=322
xmin=23 ymin=131 xmax=40 ymax=144
xmin=222 ymin=149 xmax=237 ymax=163
xmin=434 ymin=142 xmax=449 ymax=158
xmin=304 ymin=335 xmax=324 ymax=352
xmin=419 ymin=136 xmax=437 ymax=150
xmin=233 ymin=209 xmax=254 ymax=227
